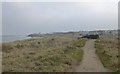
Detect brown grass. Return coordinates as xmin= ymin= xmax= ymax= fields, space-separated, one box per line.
xmin=2 ymin=35 xmax=86 ymax=72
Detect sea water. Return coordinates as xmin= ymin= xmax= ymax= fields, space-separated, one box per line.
xmin=0 ymin=35 xmax=28 ymax=42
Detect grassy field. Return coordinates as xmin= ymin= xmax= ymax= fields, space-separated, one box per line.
xmin=2 ymin=34 xmax=87 ymax=72
xmin=95 ymin=35 xmax=119 ymax=72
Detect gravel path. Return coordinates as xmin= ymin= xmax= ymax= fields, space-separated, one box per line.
xmin=75 ymin=39 xmax=111 ymax=72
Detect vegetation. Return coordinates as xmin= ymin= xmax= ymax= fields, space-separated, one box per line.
xmin=2 ymin=35 xmax=87 ymax=72
xmin=95 ymin=35 xmax=119 ymax=72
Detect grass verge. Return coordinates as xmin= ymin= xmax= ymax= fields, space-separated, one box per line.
xmin=95 ymin=38 xmax=119 ymax=72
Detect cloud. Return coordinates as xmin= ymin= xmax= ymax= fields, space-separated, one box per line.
xmin=2 ymin=2 xmax=118 ymax=35
xmin=0 ymin=2 xmax=2 ymax=35
xmin=2 ymin=0 xmax=120 ymax=2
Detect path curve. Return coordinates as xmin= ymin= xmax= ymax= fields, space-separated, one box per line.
xmin=75 ymin=39 xmax=111 ymax=72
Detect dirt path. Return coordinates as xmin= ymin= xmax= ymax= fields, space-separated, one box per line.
xmin=75 ymin=39 xmax=111 ymax=72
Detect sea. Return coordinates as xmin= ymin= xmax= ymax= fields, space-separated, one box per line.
xmin=0 ymin=35 xmax=29 ymax=43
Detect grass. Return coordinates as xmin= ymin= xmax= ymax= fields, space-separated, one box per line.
xmin=95 ymin=35 xmax=119 ymax=72
xmin=2 ymin=35 xmax=87 ymax=72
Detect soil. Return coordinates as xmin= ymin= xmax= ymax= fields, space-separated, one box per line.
xmin=75 ymin=39 xmax=111 ymax=72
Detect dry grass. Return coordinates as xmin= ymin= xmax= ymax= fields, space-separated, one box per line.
xmin=95 ymin=35 xmax=119 ymax=72
xmin=0 ymin=52 xmax=1 ymax=73
xmin=2 ymin=35 xmax=86 ymax=72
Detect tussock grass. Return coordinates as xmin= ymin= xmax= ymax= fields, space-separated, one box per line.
xmin=95 ymin=35 xmax=119 ymax=72
xmin=2 ymin=35 xmax=86 ymax=72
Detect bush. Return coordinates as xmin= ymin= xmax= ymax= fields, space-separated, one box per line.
xmin=2 ymin=43 xmax=13 ymax=52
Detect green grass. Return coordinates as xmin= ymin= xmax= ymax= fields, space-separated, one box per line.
xmin=95 ymin=38 xmax=119 ymax=72
xmin=2 ymin=36 xmax=86 ymax=72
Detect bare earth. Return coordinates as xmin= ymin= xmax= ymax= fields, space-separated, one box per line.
xmin=75 ymin=39 xmax=111 ymax=72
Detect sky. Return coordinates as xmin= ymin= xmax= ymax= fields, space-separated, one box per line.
xmin=0 ymin=2 xmax=1 ymax=35
xmin=1 ymin=0 xmax=119 ymax=35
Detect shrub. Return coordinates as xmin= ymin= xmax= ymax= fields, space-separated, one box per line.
xmin=2 ymin=43 xmax=13 ymax=52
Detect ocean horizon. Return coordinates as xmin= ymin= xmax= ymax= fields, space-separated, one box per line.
xmin=0 ymin=35 xmax=28 ymax=42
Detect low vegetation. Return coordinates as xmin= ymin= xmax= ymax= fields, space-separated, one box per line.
xmin=95 ymin=35 xmax=119 ymax=72
xmin=2 ymin=35 xmax=87 ymax=72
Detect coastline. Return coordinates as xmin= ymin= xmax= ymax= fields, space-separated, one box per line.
xmin=1 ymin=35 xmax=29 ymax=43
xmin=1 ymin=37 xmax=44 ymax=43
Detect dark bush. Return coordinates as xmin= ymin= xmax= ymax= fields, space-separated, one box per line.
xmin=2 ymin=43 xmax=13 ymax=52
xmin=15 ymin=43 xmax=24 ymax=48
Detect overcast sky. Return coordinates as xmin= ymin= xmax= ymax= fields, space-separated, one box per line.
xmin=1 ymin=0 xmax=119 ymax=35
